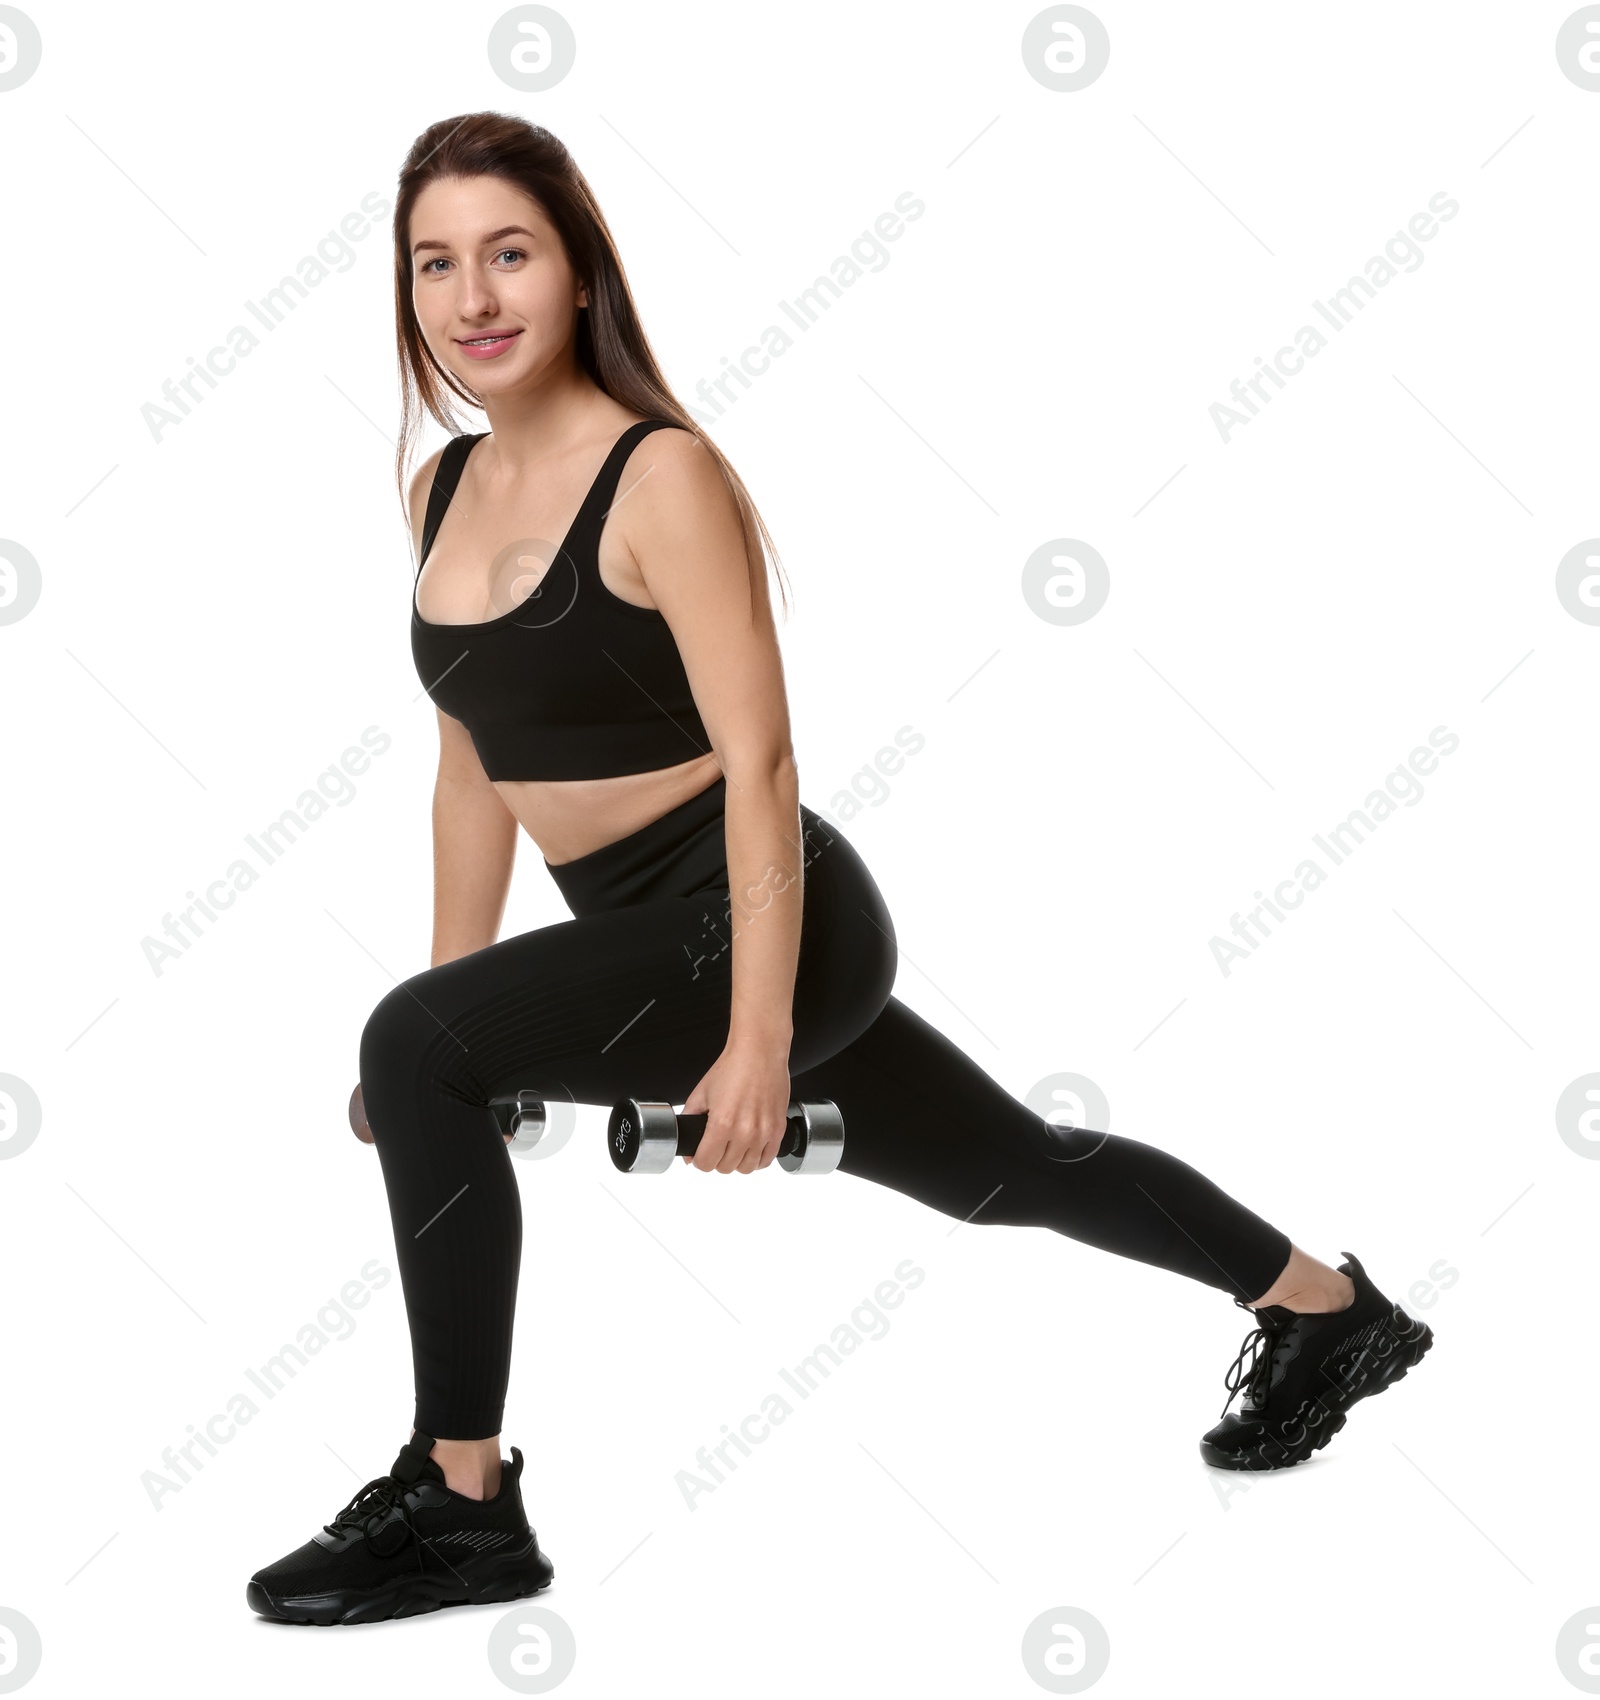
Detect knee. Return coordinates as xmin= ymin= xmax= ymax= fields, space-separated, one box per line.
xmin=1037 ymin=1119 xmax=1112 ymax=1166
xmin=359 ymin=978 xmax=447 ymax=1101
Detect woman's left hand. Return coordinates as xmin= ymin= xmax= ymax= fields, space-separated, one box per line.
xmin=681 ymin=1041 xmax=793 ymax=1174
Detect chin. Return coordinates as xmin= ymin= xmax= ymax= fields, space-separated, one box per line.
xmin=451 ymin=363 xmax=518 ymax=393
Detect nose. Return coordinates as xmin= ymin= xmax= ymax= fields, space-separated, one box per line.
xmin=455 ymin=266 xmax=499 ymax=322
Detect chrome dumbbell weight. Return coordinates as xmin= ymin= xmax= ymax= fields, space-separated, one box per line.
xmin=349 ymin=1084 xmax=547 ymax=1149
xmin=488 ymin=1091 xmax=547 ymax=1149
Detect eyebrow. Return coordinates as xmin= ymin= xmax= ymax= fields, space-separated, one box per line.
xmin=412 ymin=224 xmax=538 ymax=255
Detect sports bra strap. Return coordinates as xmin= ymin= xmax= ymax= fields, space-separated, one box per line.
xmin=417 ymin=420 xmax=677 ymax=572
xmin=419 ymin=432 xmax=485 ymax=567
xmin=561 ymin=419 xmax=677 ymax=551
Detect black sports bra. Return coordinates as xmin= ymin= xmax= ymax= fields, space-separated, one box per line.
xmin=411 ymin=419 xmax=713 ymax=782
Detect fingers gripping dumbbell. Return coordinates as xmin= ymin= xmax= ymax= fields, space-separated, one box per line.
xmin=607 ymin=1098 xmax=845 ymax=1174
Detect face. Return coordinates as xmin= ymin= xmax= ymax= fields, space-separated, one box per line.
xmin=408 ymin=174 xmax=586 ymax=394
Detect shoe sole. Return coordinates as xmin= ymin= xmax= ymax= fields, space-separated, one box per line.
xmin=1199 ymin=1312 xmax=1435 ymax=1472
xmin=247 ymin=1533 xmax=554 ymax=1626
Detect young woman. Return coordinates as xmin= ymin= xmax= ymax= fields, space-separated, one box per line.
xmin=246 ymin=112 xmax=1434 ymax=1626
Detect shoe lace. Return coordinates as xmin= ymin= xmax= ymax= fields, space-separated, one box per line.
xmin=323 ymin=1473 xmax=427 ymax=1577
xmin=1219 ymin=1302 xmax=1286 ymax=1420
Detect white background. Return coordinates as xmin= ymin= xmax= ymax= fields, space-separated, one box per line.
xmin=2 ymin=1 xmax=1596 ymax=1695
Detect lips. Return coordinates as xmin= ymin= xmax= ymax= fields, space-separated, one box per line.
xmin=456 ymin=330 xmax=523 ymax=360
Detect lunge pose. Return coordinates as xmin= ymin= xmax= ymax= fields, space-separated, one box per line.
xmin=247 ymin=113 xmax=1433 ymax=1627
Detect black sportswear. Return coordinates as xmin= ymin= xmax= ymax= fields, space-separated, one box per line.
xmin=1199 ymin=1251 xmax=1434 ymax=1470
xmin=359 ymin=772 xmax=1295 ymax=1440
xmin=246 ymin=1429 xmax=553 ymax=1625
xmin=410 ymin=419 xmax=713 ymax=781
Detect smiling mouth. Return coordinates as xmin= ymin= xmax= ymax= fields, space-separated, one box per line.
xmin=452 ymin=333 xmax=520 ymax=360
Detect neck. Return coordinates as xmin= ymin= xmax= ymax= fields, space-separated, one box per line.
xmin=473 ymin=366 xmax=614 ymax=478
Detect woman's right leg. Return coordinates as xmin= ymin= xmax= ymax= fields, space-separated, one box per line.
xmin=356 ymin=849 xmax=895 ymax=1452
xmin=248 ymin=829 xmax=888 ymax=1622
xmin=357 ymin=896 xmax=741 ymax=1447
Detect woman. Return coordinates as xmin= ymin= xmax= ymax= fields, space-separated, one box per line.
xmin=246 ymin=112 xmax=1434 ymax=1626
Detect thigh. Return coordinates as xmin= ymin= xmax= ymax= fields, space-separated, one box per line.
xmin=362 ymin=856 xmax=892 ymax=1114
xmin=362 ymin=798 xmax=899 ymax=1118
xmin=791 ymin=994 xmax=1053 ymax=1218
xmin=363 ymin=894 xmax=739 ymax=1112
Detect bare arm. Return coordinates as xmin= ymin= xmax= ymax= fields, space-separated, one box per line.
xmin=427 ymin=710 xmax=518 ymax=966
xmin=619 ymin=428 xmax=802 ymax=1170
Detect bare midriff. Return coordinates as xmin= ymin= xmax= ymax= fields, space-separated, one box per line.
xmin=495 ymin=753 xmax=724 ymax=865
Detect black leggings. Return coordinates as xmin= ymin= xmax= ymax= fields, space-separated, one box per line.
xmin=359 ymin=777 xmax=1292 ymax=1438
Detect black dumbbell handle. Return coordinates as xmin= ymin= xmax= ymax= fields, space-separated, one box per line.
xmin=671 ymin=1110 xmax=806 ymax=1160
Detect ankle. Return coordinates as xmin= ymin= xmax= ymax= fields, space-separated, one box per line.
xmin=439 ymin=1452 xmax=503 ymax=1501
xmin=411 ymin=1430 xmax=503 ymax=1500
xmin=1269 ymin=1273 xmax=1355 ymax=1314
xmin=1248 ymin=1245 xmax=1355 ymax=1313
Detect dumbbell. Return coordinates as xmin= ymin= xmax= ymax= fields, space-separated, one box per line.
xmin=607 ymin=1098 xmax=844 ymax=1174
xmin=488 ymin=1091 xmax=547 ymax=1148
xmin=348 ymin=1084 xmax=545 ymax=1148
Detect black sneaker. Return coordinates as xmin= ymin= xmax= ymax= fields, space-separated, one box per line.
xmin=246 ymin=1430 xmax=554 ymax=1625
xmin=1199 ymin=1251 xmax=1433 ymax=1471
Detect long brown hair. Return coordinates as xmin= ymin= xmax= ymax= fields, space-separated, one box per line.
xmin=390 ymin=111 xmax=790 ymax=619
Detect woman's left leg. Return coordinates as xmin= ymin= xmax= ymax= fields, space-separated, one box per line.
xmin=790 ymin=987 xmax=1434 ymax=1469
xmin=792 ymin=992 xmax=1294 ymax=1305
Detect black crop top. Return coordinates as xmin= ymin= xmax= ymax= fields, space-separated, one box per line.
xmin=411 ymin=419 xmax=713 ymax=782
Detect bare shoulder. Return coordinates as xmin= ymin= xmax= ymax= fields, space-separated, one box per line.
xmin=406 ymin=443 xmax=449 ymax=558
xmin=620 ymin=424 xmax=741 ymax=531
